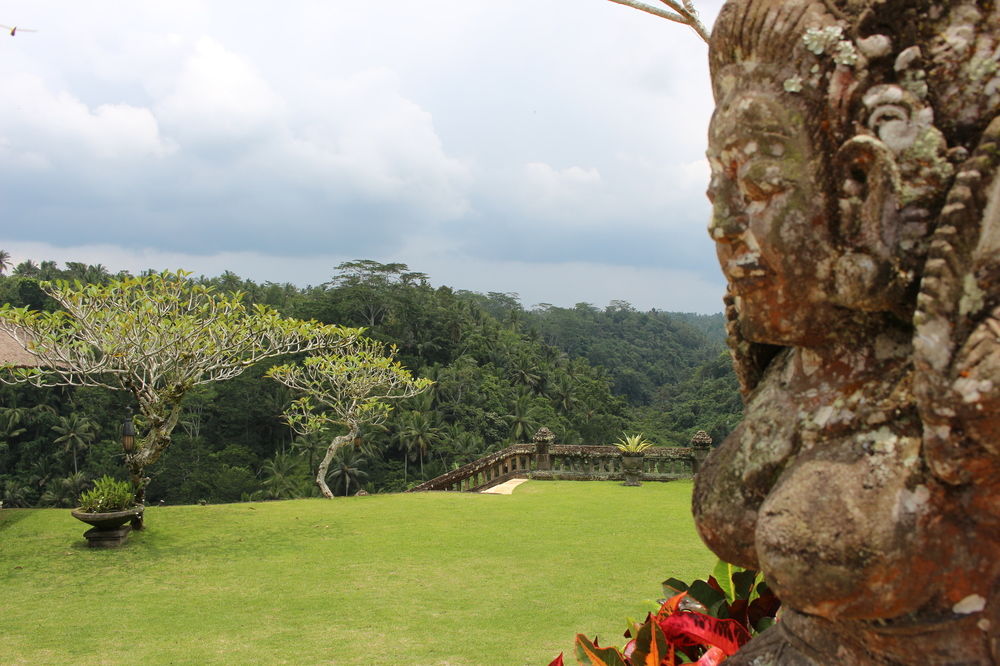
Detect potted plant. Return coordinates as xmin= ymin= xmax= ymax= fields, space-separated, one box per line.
xmin=71 ymin=475 xmax=143 ymax=547
xmin=615 ymin=432 xmax=652 ymax=486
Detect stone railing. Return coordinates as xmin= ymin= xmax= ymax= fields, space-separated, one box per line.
xmin=408 ymin=442 xmax=710 ymax=493
xmin=534 ymin=444 xmax=700 ymax=482
xmin=408 ymin=444 xmax=536 ymax=492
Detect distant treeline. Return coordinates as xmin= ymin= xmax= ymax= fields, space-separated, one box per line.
xmin=0 ymin=259 xmax=741 ymax=506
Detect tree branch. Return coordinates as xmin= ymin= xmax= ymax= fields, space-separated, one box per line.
xmin=606 ymin=0 xmax=709 ymax=44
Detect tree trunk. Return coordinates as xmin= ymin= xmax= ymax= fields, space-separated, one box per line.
xmin=315 ymin=427 xmax=357 ymax=499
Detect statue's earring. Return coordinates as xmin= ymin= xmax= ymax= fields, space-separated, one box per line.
xmin=830 ymin=135 xmax=909 ymax=316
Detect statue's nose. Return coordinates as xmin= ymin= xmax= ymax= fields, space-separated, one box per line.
xmin=707 ymin=176 xmax=747 ymax=243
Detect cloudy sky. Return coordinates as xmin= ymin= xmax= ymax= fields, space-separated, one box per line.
xmin=0 ymin=0 xmax=725 ymax=312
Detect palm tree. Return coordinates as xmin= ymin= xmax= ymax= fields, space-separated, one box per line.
xmin=551 ymin=376 xmax=578 ymax=414
xmin=0 ymin=408 xmax=27 ymax=443
xmin=291 ymin=432 xmax=328 ymax=473
xmin=12 ymin=259 xmax=39 ymax=277
xmin=51 ymin=413 xmax=98 ymax=475
xmin=398 ymin=411 xmax=440 ymax=479
xmin=40 ymin=472 xmax=88 ymax=507
xmin=260 ymin=449 xmax=306 ymax=499
xmin=1 ymin=478 xmax=31 ymax=507
xmin=510 ymin=355 xmax=543 ymax=393
xmin=506 ymin=392 xmax=541 ymax=443
xmin=326 ymin=447 xmax=368 ymax=496
xmin=0 ymin=249 xmax=11 ymax=276
xmin=37 ymin=260 xmax=60 ymax=280
xmin=450 ymin=430 xmax=485 ymax=466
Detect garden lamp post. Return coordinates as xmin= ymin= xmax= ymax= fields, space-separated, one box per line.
xmin=121 ymin=408 xmax=135 ymax=454
xmin=121 ymin=407 xmax=145 ymax=528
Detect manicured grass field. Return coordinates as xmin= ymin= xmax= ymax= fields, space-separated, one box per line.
xmin=0 ymin=481 xmax=715 ymax=665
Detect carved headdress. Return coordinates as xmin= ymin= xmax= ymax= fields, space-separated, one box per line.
xmin=712 ymin=0 xmax=1000 ymax=403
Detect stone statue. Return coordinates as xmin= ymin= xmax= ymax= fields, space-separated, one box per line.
xmin=691 ymin=0 xmax=1000 ymax=662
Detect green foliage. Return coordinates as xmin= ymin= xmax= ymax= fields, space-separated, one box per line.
xmin=0 ymin=269 xmax=359 ymax=511
xmin=77 ymin=474 xmax=135 ymax=512
xmin=614 ymin=432 xmax=653 ymax=454
xmin=0 ymin=258 xmax=732 ymax=503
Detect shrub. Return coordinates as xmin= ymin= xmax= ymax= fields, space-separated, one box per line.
xmin=552 ymin=560 xmax=780 ymax=665
xmin=77 ymin=475 xmax=135 ymax=513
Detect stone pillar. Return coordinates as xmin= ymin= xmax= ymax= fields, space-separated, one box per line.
xmin=689 ymin=430 xmax=712 ymax=475
xmin=533 ymin=426 xmax=555 ymax=471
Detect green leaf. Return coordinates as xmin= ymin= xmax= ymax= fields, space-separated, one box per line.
xmin=712 ymin=559 xmax=736 ymax=604
xmin=574 ymin=635 xmax=628 ymax=666
xmin=629 ymin=616 xmax=671 ymax=666
xmin=754 ymin=617 xmax=776 ymax=633
xmin=687 ymin=579 xmax=725 ymax=607
xmin=731 ymin=569 xmax=759 ymax=601
xmin=662 ymin=577 xmax=690 ymax=597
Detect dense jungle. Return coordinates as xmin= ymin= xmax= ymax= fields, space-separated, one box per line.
xmin=0 ymin=258 xmax=740 ymax=506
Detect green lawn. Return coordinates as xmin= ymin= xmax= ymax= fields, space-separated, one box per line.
xmin=0 ymin=481 xmax=714 ymax=665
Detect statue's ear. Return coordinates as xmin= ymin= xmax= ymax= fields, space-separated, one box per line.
xmin=830 ymin=135 xmax=908 ymax=314
xmin=833 ymin=135 xmax=901 ymax=255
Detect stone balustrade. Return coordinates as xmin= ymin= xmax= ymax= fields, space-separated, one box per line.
xmin=408 ymin=442 xmax=709 ymax=493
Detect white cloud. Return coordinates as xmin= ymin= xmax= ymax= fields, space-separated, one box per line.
xmin=282 ymin=67 xmax=471 ymax=219
xmin=512 ymin=162 xmax=605 ymax=223
xmin=0 ymin=73 xmax=174 ymax=167
xmin=156 ymin=37 xmax=284 ymax=144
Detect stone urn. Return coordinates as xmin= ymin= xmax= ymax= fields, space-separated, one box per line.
xmin=71 ymin=506 xmax=144 ymax=548
xmin=532 ymin=426 xmax=555 ymax=455
xmin=620 ymin=454 xmax=644 ymax=487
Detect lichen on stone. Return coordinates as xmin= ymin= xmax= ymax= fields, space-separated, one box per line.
xmin=803 ymin=25 xmax=844 ymax=55
xmin=783 ymin=75 xmax=804 ymax=92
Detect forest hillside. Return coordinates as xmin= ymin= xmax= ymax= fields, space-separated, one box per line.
xmin=0 ymin=259 xmax=740 ymax=506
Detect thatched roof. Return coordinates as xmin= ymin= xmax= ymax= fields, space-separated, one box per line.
xmin=0 ymin=328 xmax=43 ymax=367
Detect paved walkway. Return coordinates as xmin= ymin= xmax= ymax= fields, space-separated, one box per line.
xmin=480 ymin=478 xmax=529 ymax=495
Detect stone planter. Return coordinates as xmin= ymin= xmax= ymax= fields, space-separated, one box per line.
xmin=71 ymin=506 xmax=144 ymax=548
xmin=621 ymin=454 xmax=644 ymax=486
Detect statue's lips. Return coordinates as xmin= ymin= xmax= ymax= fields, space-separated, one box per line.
xmin=723 ymin=251 xmax=768 ymax=291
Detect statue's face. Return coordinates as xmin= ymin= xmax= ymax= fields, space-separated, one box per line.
xmin=707 ymin=89 xmax=841 ymax=346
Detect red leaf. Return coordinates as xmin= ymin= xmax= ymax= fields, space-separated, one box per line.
xmin=726 ymin=598 xmax=750 ymax=630
xmin=574 ymin=634 xmax=630 ymax=666
xmin=695 ymin=646 xmax=727 ymax=666
xmin=548 ymin=653 xmax=565 ymax=666
xmin=658 ymin=612 xmax=751 ymax=656
xmin=657 ymin=591 xmax=688 ymax=618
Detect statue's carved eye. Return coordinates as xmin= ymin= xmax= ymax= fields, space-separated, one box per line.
xmin=738 ymin=161 xmax=790 ymax=202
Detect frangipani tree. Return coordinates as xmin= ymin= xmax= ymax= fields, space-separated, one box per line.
xmin=606 ymin=0 xmax=708 ymax=43
xmin=0 ymin=270 xmax=360 ymax=519
xmin=267 ymin=339 xmax=431 ymax=498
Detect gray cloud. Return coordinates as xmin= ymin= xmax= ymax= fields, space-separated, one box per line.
xmin=0 ymin=0 xmax=726 ymax=311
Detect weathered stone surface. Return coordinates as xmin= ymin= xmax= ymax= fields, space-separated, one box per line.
xmin=82 ymin=525 xmax=131 ymax=548
xmin=694 ymin=1 xmax=1000 ymax=662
